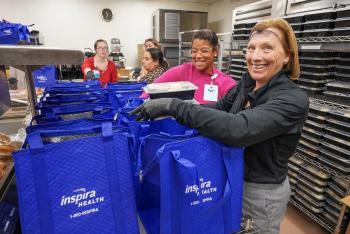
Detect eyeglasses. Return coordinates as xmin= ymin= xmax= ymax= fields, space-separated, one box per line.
xmin=96 ymin=47 xmax=108 ymax=51
xmin=190 ymin=47 xmax=214 ymax=56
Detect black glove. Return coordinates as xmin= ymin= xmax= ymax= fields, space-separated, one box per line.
xmin=86 ymin=70 xmax=95 ymax=80
xmin=129 ymin=98 xmax=174 ymax=121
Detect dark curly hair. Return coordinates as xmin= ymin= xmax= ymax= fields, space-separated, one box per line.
xmin=192 ymin=29 xmax=219 ymax=48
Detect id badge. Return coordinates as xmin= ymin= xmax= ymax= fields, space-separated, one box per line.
xmin=93 ymin=70 xmax=100 ymax=79
xmin=203 ymin=84 xmax=218 ymax=102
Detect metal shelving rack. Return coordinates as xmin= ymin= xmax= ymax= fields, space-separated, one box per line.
xmin=215 ymin=32 xmax=233 ymax=74
xmin=179 ymin=30 xmax=198 ymax=65
xmin=290 ymin=197 xmax=335 ymax=233
xmin=292 ymin=35 xmax=350 ymax=233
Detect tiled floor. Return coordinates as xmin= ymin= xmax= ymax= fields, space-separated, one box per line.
xmin=280 ymin=204 xmax=329 ymax=234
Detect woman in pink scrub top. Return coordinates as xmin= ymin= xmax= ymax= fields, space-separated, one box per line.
xmin=151 ymin=29 xmax=237 ymax=104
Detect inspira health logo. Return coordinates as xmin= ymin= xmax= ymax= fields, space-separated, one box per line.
xmin=185 ymin=178 xmax=218 ymax=206
xmin=60 ymin=187 xmax=105 ymax=208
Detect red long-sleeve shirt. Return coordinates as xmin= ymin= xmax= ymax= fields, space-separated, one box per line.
xmin=81 ymin=57 xmax=118 ymax=84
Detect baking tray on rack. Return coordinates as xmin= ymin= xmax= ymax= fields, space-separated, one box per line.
xmin=334 ymin=66 xmax=350 ymax=75
xmin=321 ymin=141 xmax=350 ymax=158
xmin=332 ymin=176 xmax=348 ymax=194
xmin=298 ymin=175 xmax=327 ymax=194
xmin=283 ymin=15 xmax=304 ymax=24
xmin=324 ymin=203 xmax=342 ymax=220
xmin=303 ymin=29 xmax=333 ymax=37
xmin=326 ymin=81 xmax=350 ymax=94
xmin=324 ymin=128 xmax=350 ymax=149
xmin=299 ymin=51 xmax=337 ymax=58
xmin=288 ymin=170 xmax=299 ymax=181
xmin=296 ymin=145 xmax=319 ymax=159
xmin=309 ymin=102 xmax=332 ymax=117
xmin=234 ymin=23 xmax=246 ymax=29
xmin=299 ymin=85 xmax=326 ymax=95
xmin=305 ymin=12 xmax=335 ymax=22
xmin=334 ymin=18 xmax=350 ymax=28
xmin=289 ymin=155 xmax=305 ymax=166
xmin=300 ymin=132 xmax=322 ymax=145
xmin=323 ymin=133 xmax=350 ymax=151
xmin=334 ymin=72 xmax=350 ymax=82
xmin=297 ymin=183 xmax=326 ymax=201
xmin=232 ymin=35 xmax=249 ymax=41
xmin=298 ymin=171 xmax=328 ymax=188
xmin=288 ymin=162 xmax=301 ymax=174
xmin=299 ymin=71 xmax=331 ymax=81
xmin=300 ymin=64 xmax=332 ymax=73
xmin=335 ymin=9 xmax=350 ymax=18
xmin=300 ymin=57 xmax=333 ymax=66
xmin=326 ymin=121 xmax=350 ymax=137
xmin=328 ymin=181 xmax=347 ymax=198
xmin=328 ymin=110 xmax=350 ymax=131
xmin=333 ymin=27 xmax=350 ymax=36
xmin=297 ymin=79 xmax=326 ymax=89
xmin=303 ymin=20 xmax=334 ymax=30
xmin=319 ymin=155 xmax=350 ymax=175
xmin=307 ymin=112 xmax=328 ymax=125
xmin=304 ymin=119 xmax=326 ymax=132
xmin=319 ymin=148 xmax=350 ymax=170
xmin=325 ymin=195 xmax=343 ymax=212
xmin=324 ymin=91 xmax=350 ymax=102
xmin=294 ymin=193 xmax=324 ymax=213
xmin=290 ymin=24 xmax=303 ymax=31
xmin=326 ymin=186 xmax=342 ymax=203
xmin=300 ymin=162 xmax=331 ymax=180
xmin=302 ymin=126 xmax=324 ymax=140
xmin=298 ymin=139 xmax=319 ymax=155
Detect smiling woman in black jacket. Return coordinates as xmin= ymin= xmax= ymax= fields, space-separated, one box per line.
xmin=131 ymin=18 xmax=309 ymax=234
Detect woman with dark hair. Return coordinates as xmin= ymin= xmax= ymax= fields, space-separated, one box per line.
xmin=131 ymin=19 xmax=309 ymax=234
xmin=138 ymin=48 xmax=168 ymax=83
xmin=81 ymin=39 xmax=118 ymax=85
xmin=149 ymin=29 xmax=236 ymax=104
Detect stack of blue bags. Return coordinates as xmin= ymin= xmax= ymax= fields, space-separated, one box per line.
xmin=13 ymin=81 xmax=244 ymax=234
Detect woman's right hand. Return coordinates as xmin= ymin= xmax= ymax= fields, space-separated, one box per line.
xmin=86 ymin=70 xmax=95 ymax=80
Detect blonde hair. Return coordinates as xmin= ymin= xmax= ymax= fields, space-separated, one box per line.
xmin=251 ymin=18 xmax=300 ymax=80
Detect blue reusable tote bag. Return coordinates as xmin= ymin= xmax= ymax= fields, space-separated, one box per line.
xmin=13 ymin=123 xmax=139 ymax=234
xmin=137 ymin=135 xmax=244 ymax=234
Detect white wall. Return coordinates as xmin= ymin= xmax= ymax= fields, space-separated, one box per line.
xmin=0 ymin=0 xmax=209 ymax=66
xmin=208 ymin=0 xmax=258 ymax=33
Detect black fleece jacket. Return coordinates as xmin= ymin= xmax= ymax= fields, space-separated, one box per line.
xmin=169 ymin=70 xmax=309 ymax=184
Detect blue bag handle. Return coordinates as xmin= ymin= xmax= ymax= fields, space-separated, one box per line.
xmin=170 ymin=148 xmax=232 ymax=214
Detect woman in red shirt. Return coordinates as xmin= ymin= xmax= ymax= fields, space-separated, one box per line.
xmin=81 ymin=39 xmax=118 ymax=85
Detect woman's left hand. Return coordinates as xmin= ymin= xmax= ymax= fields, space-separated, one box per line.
xmin=129 ymin=98 xmax=174 ymax=121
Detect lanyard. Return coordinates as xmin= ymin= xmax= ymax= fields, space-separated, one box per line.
xmin=210 ymin=74 xmax=218 ymax=85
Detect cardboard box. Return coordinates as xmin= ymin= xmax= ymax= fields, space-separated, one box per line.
xmin=118 ymin=68 xmax=132 ymax=77
xmin=137 ymin=44 xmax=144 ymax=66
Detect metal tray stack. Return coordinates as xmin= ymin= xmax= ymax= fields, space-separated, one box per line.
xmin=325 ymin=52 xmax=350 ymax=103
xmin=324 ymin=176 xmax=349 ymax=231
xmin=294 ymin=162 xmax=330 ymax=214
xmin=303 ymin=11 xmax=335 ymax=38
xmin=297 ymin=51 xmax=335 ymax=95
xmin=283 ymin=15 xmax=304 ymax=38
xmin=288 ymin=156 xmax=305 ymax=195
xmin=333 ymin=9 xmax=350 ymax=37
xmin=297 ymin=102 xmax=331 ymax=159
xmin=230 ymin=54 xmax=247 ymax=82
xmin=232 ymin=22 xmax=257 ymax=41
xmin=320 ymin=109 xmax=350 ymax=175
